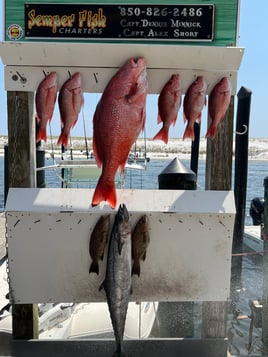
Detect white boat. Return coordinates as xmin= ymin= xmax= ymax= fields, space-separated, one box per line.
xmin=0 ymin=260 xmax=158 ymax=339
xmin=243 ymin=225 xmax=264 ymax=253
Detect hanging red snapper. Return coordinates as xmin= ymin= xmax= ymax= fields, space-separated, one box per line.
xmin=183 ymin=76 xmax=207 ymax=141
xmin=57 ymin=72 xmax=84 ymax=148
xmin=205 ymin=77 xmax=232 ymax=139
xmin=35 ymin=72 xmax=58 ymax=142
xmin=92 ymin=57 xmax=148 ymax=209
xmin=153 ymin=74 xmax=182 ymax=144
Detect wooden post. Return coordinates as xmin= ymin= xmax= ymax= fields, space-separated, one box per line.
xmin=205 ymin=95 xmax=234 ymax=191
xmin=233 ymin=87 xmax=252 ymax=247
xmin=7 ymin=91 xmax=38 ymax=339
xmin=262 ymin=176 xmax=268 ymax=353
xmin=202 ymin=95 xmax=234 ymax=339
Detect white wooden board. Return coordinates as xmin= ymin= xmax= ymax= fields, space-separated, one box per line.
xmin=0 ymin=42 xmax=244 ymax=94
xmin=5 ymin=188 xmax=235 ymax=303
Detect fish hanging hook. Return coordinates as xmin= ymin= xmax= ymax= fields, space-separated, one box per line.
xmin=68 ymin=70 xmax=72 ymax=79
xmin=16 ymin=71 xmax=27 ymax=84
xmin=42 ymin=70 xmax=47 ymax=78
xmin=235 ymin=124 xmax=248 ymax=135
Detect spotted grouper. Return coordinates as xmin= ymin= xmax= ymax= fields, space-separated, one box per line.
xmin=92 ymin=57 xmax=148 ymax=209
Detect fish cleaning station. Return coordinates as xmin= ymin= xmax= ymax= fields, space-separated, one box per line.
xmin=0 ymin=0 xmax=251 ymax=356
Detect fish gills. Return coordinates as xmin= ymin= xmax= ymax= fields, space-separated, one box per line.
xmin=92 ymin=57 xmax=148 ymax=208
xmin=57 ymin=72 xmax=84 ymax=148
xmin=100 ymin=204 xmax=132 ymax=355
xmin=35 ymin=72 xmax=58 ymax=142
xmin=153 ymin=74 xmax=182 ymax=144
xmin=89 ymin=215 xmax=110 ymax=275
xmin=132 ymin=215 xmax=150 ymax=277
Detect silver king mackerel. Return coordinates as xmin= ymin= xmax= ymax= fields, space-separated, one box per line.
xmin=100 ymin=204 xmax=132 ymax=356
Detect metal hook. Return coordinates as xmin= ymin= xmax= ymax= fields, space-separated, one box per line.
xmin=16 ymin=71 xmax=27 ymax=84
xmin=68 ymin=70 xmax=72 ymax=79
xmin=235 ymin=124 xmax=248 ymax=135
xmin=42 ymin=70 xmax=47 ymax=78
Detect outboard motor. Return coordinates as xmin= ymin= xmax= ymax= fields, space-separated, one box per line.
xmin=249 ymin=197 xmax=264 ymax=225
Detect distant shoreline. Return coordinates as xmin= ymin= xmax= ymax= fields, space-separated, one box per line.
xmin=0 ymin=135 xmax=267 ymax=161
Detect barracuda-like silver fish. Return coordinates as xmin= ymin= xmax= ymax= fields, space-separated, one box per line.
xmin=100 ymin=204 xmax=132 ymax=356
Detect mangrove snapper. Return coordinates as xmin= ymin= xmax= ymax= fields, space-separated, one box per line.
xmin=92 ymin=57 xmax=148 ymax=209
xmin=153 ymin=74 xmax=182 ymax=144
xmin=89 ymin=215 xmax=110 ymax=275
xmin=132 ymin=214 xmax=150 ymax=277
xmin=35 ymin=72 xmax=58 ymax=142
xmin=206 ymin=77 xmax=232 ymax=139
xmin=183 ymin=76 xmax=207 ymax=141
xmin=57 ymin=72 xmax=84 ymax=148
xmin=100 ymin=204 xmax=132 ymax=355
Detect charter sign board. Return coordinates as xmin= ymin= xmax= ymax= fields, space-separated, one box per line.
xmin=4 ymin=0 xmax=239 ymax=46
xmin=25 ymin=3 xmax=215 ymax=41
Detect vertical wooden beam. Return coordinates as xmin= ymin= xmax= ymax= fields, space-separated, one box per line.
xmin=205 ymin=95 xmax=234 ymax=191
xmin=202 ymin=96 xmax=234 ymax=339
xmin=7 ymin=91 xmax=38 ymax=339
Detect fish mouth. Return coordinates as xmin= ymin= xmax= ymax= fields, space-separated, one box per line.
xmin=129 ymin=57 xmax=146 ymax=71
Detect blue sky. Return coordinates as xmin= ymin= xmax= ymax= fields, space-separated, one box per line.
xmin=0 ymin=0 xmax=267 ymax=138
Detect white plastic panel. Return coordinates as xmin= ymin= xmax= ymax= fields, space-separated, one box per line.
xmin=5 ymin=188 xmax=235 ymax=303
xmin=0 ymin=42 xmax=244 ymax=94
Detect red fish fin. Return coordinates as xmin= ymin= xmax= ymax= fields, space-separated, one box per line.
xmin=71 ymin=117 xmax=78 ymax=129
xmin=153 ymin=127 xmax=169 ymax=144
xmin=205 ymin=125 xmax=217 ymax=139
xmin=57 ymin=133 xmax=69 ymax=148
xmin=132 ymin=261 xmax=141 ymax=277
xmin=92 ymin=140 xmax=102 ymax=168
xmin=157 ymin=113 xmax=163 ymax=124
xmin=183 ymin=126 xmax=195 ymax=141
xmin=89 ymin=260 xmax=99 ymax=275
xmin=141 ymin=250 xmax=147 ymax=261
xmin=183 ymin=113 xmax=188 ymax=123
xmin=195 ymin=113 xmax=202 ymax=124
xmin=141 ymin=107 xmax=146 ymax=132
xmin=36 ymin=114 xmax=41 ymax=124
xmin=172 ymin=116 xmax=177 ymax=126
xmin=91 ymin=178 xmax=116 ymax=209
xmin=36 ymin=128 xmax=47 ymax=143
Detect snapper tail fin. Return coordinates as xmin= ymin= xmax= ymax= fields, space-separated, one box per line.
xmin=131 ymin=261 xmax=141 ymax=277
xmin=182 ymin=126 xmax=195 ymax=141
xmin=36 ymin=128 xmax=47 ymax=143
xmin=153 ymin=126 xmax=169 ymax=144
xmin=57 ymin=133 xmax=69 ymax=148
xmin=91 ymin=176 xmax=117 ymax=209
xmin=89 ymin=260 xmax=99 ymax=275
xmin=205 ymin=125 xmax=217 ymax=139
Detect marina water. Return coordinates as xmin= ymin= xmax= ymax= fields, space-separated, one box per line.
xmin=0 ymin=155 xmax=267 ymax=354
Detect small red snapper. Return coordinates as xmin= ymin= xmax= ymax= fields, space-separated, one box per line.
xmin=183 ymin=76 xmax=207 ymax=141
xmin=153 ymin=74 xmax=182 ymax=144
xmin=35 ymin=72 xmax=58 ymax=142
xmin=205 ymin=77 xmax=232 ymax=139
xmin=57 ymin=72 xmax=84 ymax=148
xmin=92 ymin=57 xmax=148 ymax=209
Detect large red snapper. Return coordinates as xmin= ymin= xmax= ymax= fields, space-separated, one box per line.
xmin=57 ymin=72 xmax=84 ymax=148
xmin=205 ymin=77 xmax=232 ymax=139
xmin=183 ymin=76 xmax=207 ymax=141
xmin=153 ymin=74 xmax=182 ymax=144
xmin=92 ymin=57 xmax=148 ymax=209
xmin=35 ymin=72 xmax=58 ymax=142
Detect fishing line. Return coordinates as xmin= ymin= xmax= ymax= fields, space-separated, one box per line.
xmin=49 ymin=123 xmax=55 ymax=165
xmin=81 ymin=106 xmax=89 ymax=159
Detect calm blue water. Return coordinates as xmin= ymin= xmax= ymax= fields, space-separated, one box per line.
xmin=0 ymin=155 xmax=267 ymax=226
